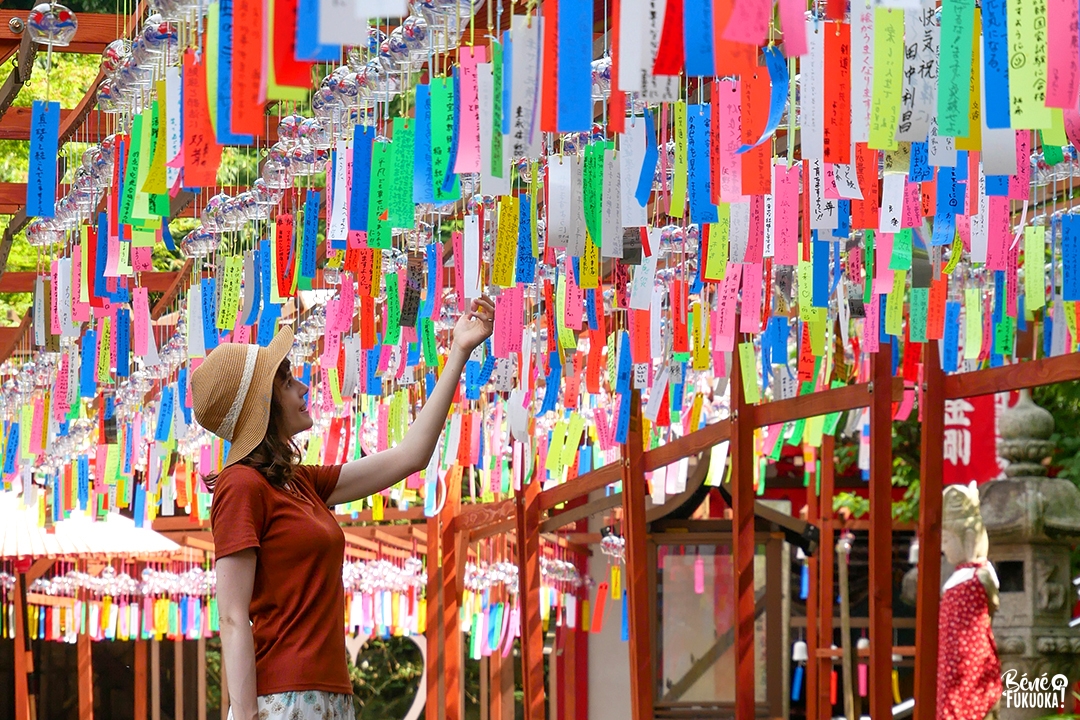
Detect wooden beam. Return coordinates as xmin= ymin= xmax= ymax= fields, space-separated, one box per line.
xmin=0 ymin=270 xmax=179 ymax=293
xmin=515 ymin=477 xmax=546 ymax=720
xmin=730 ymin=337 xmax=756 ymax=720
xmin=869 ymin=343 xmax=894 ymax=719
xmin=198 ymin=636 xmax=207 ymax=720
xmin=0 ymin=11 xmax=128 ymax=54
xmin=0 ymin=107 xmax=108 ymax=142
xmin=539 ymin=462 xmax=622 ymax=511
xmin=943 ymin=352 xmax=1080 ymax=398
xmin=642 ymin=419 xmax=729 ymax=471
xmin=914 ymin=342 xmax=944 ymax=720
xmin=78 ymin=630 xmax=94 ymax=720
xmin=134 ymin=639 xmax=148 ymax=720
xmin=0 ymin=31 xmax=35 ymax=122
xmin=750 ymin=378 xmax=904 ymax=428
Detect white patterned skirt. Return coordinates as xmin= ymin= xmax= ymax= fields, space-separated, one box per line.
xmin=227 ymin=691 xmax=355 ymax=720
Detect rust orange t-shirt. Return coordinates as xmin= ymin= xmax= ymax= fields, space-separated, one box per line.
xmin=210 ymin=463 xmax=351 ymax=696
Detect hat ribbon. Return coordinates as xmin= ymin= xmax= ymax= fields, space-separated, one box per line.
xmin=217 ymin=344 xmax=260 ymax=442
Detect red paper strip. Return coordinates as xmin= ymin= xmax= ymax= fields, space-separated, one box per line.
xmin=608 ymin=0 xmax=626 ymax=135
xmin=823 ymin=24 xmax=851 ymax=165
xmin=273 ymin=0 xmax=314 ymax=88
xmin=740 ymin=71 xmax=771 ymax=195
xmin=540 ymin=0 xmax=559 ymax=133
xmin=653 ymin=0 xmax=686 ymax=75
xmin=713 ymin=0 xmax=757 ymax=75
xmin=850 ymin=143 xmax=880 ymax=229
xmin=231 ymin=0 xmax=264 ymax=135
xmin=182 ymin=49 xmax=222 ymax=188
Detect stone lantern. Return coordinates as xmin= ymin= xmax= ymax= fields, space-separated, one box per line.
xmin=979 ymin=389 xmax=1080 ymax=719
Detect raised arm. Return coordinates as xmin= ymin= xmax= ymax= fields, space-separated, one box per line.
xmin=216 ymin=550 xmax=259 ymax=720
xmin=326 ymin=296 xmax=494 ymax=506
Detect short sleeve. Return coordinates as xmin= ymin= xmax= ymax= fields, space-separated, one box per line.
xmin=294 ymin=465 xmax=343 ymax=505
xmin=210 ymin=466 xmax=269 ymax=560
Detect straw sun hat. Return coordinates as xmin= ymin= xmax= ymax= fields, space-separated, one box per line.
xmin=190 ymin=326 xmax=294 ymax=468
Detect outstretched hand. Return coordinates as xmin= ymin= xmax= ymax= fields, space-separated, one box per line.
xmin=451 ymin=296 xmax=495 ymax=356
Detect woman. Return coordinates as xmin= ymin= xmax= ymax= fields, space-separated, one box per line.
xmin=191 ymin=297 xmax=495 ymax=720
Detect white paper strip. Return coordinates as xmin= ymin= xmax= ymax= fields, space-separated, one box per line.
xmin=619 ymin=119 xmax=648 ymax=227
xmin=800 ymin=22 xmax=825 ymax=160
xmin=165 ymin=66 xmax=182 ymax=189
xmin=809 ymin=160 xmax=839 ymax=230
xmin=629 ymin=243 xmax=658 ymax=310
xmin=895 ymin=2 xmax=939 ymax=142
xmin=509 ymin=16 xmax=543 ymax=160
xmin=328 ymin=139 xmax=350 ymax=241
xmin=478 ymin=64 xmax=512 ymax=197
xmin=464 ymin=214 xmax=482 ymax=301
xmin=601 ymin=148 xmax=623 ymax=258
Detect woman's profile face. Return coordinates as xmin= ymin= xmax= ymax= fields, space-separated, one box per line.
xmin=274 ymin=363 xmax=313 ymax=438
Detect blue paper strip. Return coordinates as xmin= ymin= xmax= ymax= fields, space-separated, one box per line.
xmin=982 ymin=0 xmax=1011 ymax=129
xmin=516 ymin=195 xmax=536 ymax=283
xmin=201 ymin=277 xmax=219 ymax=351
xmin=737 ymin=47 xmax=789 ymax=153
xmin=178 ymin=366 xmax=192 ymax=423
xmin=80 ymin=330 xmax=96 ymax=398
xmin=944 ymin=301 xmax=962 ymax=372
xmin=412 ymin=86 xmax=435 ymax=205
xmin=688 ymin=104 xmax=718 ymax=225
xmin=351 ymin=125 xmax=375 ymax=231
xmin=257 ymin=302 xmax=281 ymax=346
xmin=215 ymin=0 xmax=253 ymax=146
xmin=155 ymin=387 xmax=174 ymax=442
xmin=27 ymin=100 xmax=60 ymax=218
xmin=301 ymin=189 xmax=319 ymax=279
xmin=683 ymin=0 xmax=716 ymax=76
xmin=441 ymin=69 xmax=462 ymax=195
xmin=501 ymin=30 xmax=512 ymax=136
xmin=557 ymin=0 xmax=594 ymax=130
xmin=1063 ymin=215 xmax=1080 ymax=300
xmin=115 ymin=308 xmax=131 ymax=378
xmin=813 ymin=234 xmax=829 ymax=307
xmin=294 ymin=0 xmax=338 ymax=61
xmin=909 ymin=142 xmax=933 ymax=182
xmin=77 ymin=455 xmax=89 ymax=510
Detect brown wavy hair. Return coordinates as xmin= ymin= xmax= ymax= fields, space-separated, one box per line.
xmin=204 ymin=360 xmax=300 ymax=492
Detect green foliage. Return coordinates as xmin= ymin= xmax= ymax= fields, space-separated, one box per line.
xmin=15 ymin=53 xmax=99 ymax=109
xmin=348 ymin=637 xmax=425 ymax=719
xmin=1033 ymin=381 xmax=1080 ymax=485
xmin=833 ymin=491 xmax=869 ymax=518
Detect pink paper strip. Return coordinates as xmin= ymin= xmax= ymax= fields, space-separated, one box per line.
xmin=454 ymin=47 xmax=487 ymax=174
xmin=1046 ymin=0 xmax=1080 ymax=108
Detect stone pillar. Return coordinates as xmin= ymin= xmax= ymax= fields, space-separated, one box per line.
xmin=981 ymin=390 xmax=1080 ymax=719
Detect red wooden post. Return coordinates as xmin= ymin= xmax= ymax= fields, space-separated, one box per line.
xmin=805 ymin=451 xmax=820 ymax=720
xmin=621 ymin=389 xmax=655 ymax=720
xmin=426 ymin=513 xmax=442 ymax=720
xmin=135 ymin=638 xmax=148 ymax=720
xmin=516 ymin=475 xmax=546 ymax=720
xmin=818 ymin=436 xmax=837 ymax=719
xmin=730 ymin=340 xmax=756 ymax=720
xmin=78 ymin=627 xmax=94 ymax=720
xmin=442 ymin=468 xmax=463 ymax=720
xmin=12 ymin=571 xmax=31 ymax=720
xmin=914 ymin=342 xmax=944 ymax=720
xmin=869 ymin=343 xmax=894 ymax=718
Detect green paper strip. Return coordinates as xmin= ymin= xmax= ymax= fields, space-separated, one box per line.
xmin=367 ymin=142 xmax=393 ymax=249
xmin=389 ymin=118 xmax=416 ymax=230
xmin=119 ymin=115 xmax=143 ymax=226
xmin=937 ymin=0 xmax=975 ymax=137
xmin=869 ymin=8 xmax=904 ymax=151
xmin=430 ymin=78 xmax=461 ymax=203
